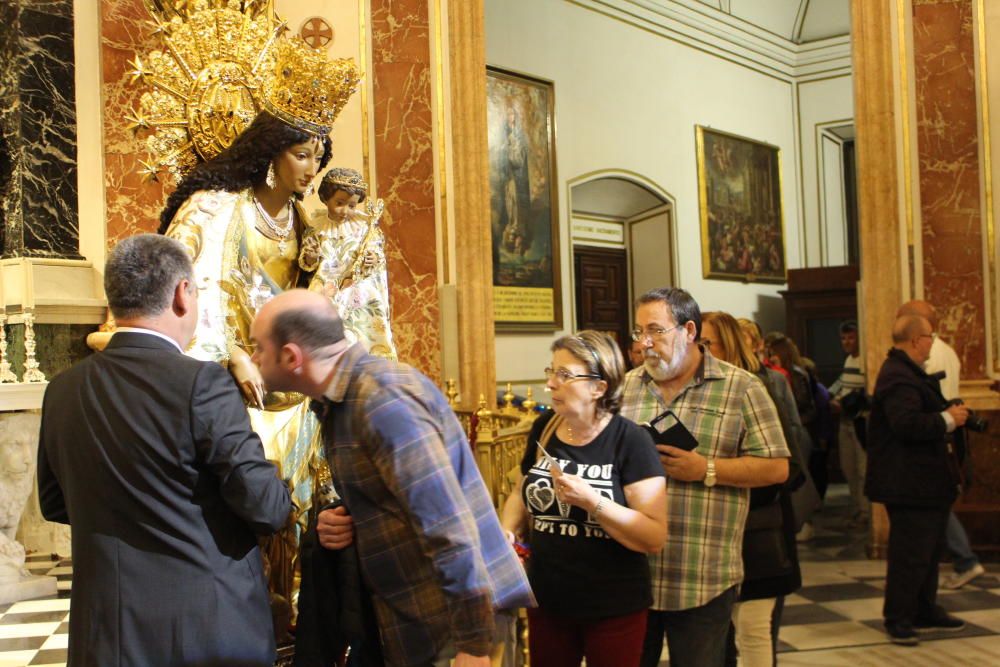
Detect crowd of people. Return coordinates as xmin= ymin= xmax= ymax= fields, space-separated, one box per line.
xmin=34 ymin=37 xmax=986 ymax=667
xmin=38 ymin=217 xmax=987 ymax=666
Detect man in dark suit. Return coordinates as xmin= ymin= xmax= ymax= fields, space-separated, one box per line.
xmin=866 ymin=314 xmax=969 ymax=646
xmin=38 ymin=234 xmax=291 ymax=667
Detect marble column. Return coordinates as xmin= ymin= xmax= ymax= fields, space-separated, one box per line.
xmin=913 ymin=0 xmax=987 ymax=377
xmin=0 ymin=0 xmax=81 ymax=260
xmin=853 ymin=0 xmax=1000 ymax=555
xmin=852 ymin=0 xmax=904 ymax=558
xmin=448 ymin=0 xmax=497 ymax=406
xmin=369 ymin=0 xmax=442 ymax=379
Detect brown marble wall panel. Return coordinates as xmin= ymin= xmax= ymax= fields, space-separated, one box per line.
xmin=101 ymin=0 xmax=167 ymax=246
xmin=913 ymin=0 xmax=986 ymax=377
xmin=370 ymin=0 xmax=440 ymax=379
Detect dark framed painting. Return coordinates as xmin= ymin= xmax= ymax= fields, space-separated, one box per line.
xmin=486 ymin=67 xmax=562 ymax=331
xmin=696 ymin=126 xmax=787 ymax=283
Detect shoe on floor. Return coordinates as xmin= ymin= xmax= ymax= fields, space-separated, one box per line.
xmin=796 ymin=522 xmax=814 ymax=543
xmin=914 ymin=611 xmax=966 ymax=632
xmin=885 ymin=622 xmax=920 ymax=646
xmin=944 ymin=563 xmax=985 ymax=590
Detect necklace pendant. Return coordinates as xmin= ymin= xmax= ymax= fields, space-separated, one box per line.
xmin=278 ymin=239 xmax=288 ymax=254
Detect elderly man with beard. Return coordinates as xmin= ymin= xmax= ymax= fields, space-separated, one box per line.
xmin=620 ymin=287 xmax=790 ymax=667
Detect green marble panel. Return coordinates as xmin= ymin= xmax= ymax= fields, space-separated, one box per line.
xmin=4 ymin=323 xmax=97 ymax=379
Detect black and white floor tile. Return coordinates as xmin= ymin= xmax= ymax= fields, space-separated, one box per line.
xmin=3 ymin=486 xmax=998 ymax=666
xmin=0 ymin=555 xmax=71 ymax=667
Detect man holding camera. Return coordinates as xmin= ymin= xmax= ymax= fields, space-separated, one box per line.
xmin=897 ymin=299 xmax=986 ymax=589
xmin=866 ymin=314 xmax=969 ymax=645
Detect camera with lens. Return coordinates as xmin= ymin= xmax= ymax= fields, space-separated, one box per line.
xmin=946 ymin=398 xmax=989 ymax=433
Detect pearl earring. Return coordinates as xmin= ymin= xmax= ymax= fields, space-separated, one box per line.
xmin=305 ymin=182 xmax=315 ymax=197
xmin=266 ymin=163 xmax=276 ymax=189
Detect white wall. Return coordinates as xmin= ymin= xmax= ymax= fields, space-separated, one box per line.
xmin=488 ymin=0 xmax=807 ymax=384
xmin=796 ymin=75 xmax=855 ymax=266
xmin=629 ymin=209 xmax=674 ymax=308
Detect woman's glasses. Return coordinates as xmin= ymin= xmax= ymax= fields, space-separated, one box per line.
xmin=543 ymin=367 xmax=601 ymax=385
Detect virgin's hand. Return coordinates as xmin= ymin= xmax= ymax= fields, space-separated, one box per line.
xmin=362 ymin=249 xmax=380 ymax=270
xmin=229 ymin=347 xmax=265 ymax=409
xmin=553 ymin=472 xmax=600 ymax=510
xmin=317 ymin=506 xmax=354 ymax=550
xmin=656 ymin=445 xmax=708 ymax=482
xmin=453 ymin=653 xmax=490 ymax=667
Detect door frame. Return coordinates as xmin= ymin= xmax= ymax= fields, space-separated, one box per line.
xmin=565 ymin=169 xmax=678 ymax=331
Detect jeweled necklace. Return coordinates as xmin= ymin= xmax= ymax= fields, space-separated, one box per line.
xmin=254 ymin=197 xmax=294 ymax=253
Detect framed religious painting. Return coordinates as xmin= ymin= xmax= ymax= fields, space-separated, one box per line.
xmin=696 ymin=126 xmax=787 ymax=283
xmin=486 ymin=67 xmax=562 ymax=331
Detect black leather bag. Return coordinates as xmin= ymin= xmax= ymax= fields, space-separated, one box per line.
xmin=743 ymin=500 xmax=794 ymax=581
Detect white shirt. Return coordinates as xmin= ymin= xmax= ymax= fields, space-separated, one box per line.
xmin=925 ymin=336 xmax=961 ymax=401
xmin=114 ymin=327 xmax=184 ymax=353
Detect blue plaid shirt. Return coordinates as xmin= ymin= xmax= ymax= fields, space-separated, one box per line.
xmin=316 ymin=344 xmax=534 ymax=666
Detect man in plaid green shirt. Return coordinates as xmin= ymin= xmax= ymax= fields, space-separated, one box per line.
xmin=621 ymin=287 xmax=790 ymax=667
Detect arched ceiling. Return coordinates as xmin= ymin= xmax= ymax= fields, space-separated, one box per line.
xmin=694 ymin=0 xmax=850 ymax=44
xmin=571 ymin=178 xmax=668 ymax=220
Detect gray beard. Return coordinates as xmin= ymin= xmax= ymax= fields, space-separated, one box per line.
xmin=644 ymin=335 xmax=689 ymax=381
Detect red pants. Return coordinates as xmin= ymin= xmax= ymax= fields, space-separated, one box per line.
xmin=527 ymin=607 xmax=648 ymax=667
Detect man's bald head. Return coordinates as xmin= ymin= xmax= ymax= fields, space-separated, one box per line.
xmin=898 ymin=300 xmax=937 ymax=329
xmin=257 ymin=288 xmax=345 ymax=353
xmin=892 ymin=314 xmax=931 ymax=344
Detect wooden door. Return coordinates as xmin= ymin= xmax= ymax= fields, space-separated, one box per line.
xmin=574 ymin=246 xmax=630 ymax=357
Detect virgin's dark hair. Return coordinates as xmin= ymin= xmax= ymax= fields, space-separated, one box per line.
xmin=158 ymin=111 xmax=332 ymax=233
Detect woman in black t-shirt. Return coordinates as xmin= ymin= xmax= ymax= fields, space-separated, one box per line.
xmin=501 ymin=331 xmax=666 ymax=667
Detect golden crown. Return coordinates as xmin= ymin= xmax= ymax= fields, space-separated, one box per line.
xmin=322 ymin=168 xmax=368 ymax=193
xmin=263 ymin=38 xmax=361 ymax=136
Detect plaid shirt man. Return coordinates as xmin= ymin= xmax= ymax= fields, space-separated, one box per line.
xmin=314 ymin=343 xmax=534 ymax=667
xmin=620 ymin=351 xmax=789 ymax=610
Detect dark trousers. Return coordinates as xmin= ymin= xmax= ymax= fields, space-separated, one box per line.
xmin=527 ymin=607 xmax=648 ymax=667
xmin=884 ymin=504 xmax=950 ymax=626
xmin=639 ymin=586 xmax=738 ymax=667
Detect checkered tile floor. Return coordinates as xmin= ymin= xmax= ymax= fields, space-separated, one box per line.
xmin=4 ymin=486 xmax=999 ymax=666
xmin=0 ymin=555 xmax=71 ymax=667
xmin=776 ymin=488 xmax=1000 ymax=657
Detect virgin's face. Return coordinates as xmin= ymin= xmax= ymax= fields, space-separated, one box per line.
xmin=326 ymin=190 xmax=361 ymax=222
xmin=273 ymin=138 xmax=324 ymax=194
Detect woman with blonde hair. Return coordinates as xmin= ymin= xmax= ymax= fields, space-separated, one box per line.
xmin=702 ymin=312 xmax=806 ymax=667
xmin=502 ymin=330 xmax=667 ymax=667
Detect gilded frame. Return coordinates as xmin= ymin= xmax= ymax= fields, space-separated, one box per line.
xmin=486 ymin=66 xmax=562 ymax=331
xmin=696 ymin=126 xmax=787 ymax=283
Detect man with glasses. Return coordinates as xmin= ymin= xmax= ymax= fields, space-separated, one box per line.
xmin=896 ymin=300 xmax=985 ymax=590
xmin=620 ymin=287 xmax=790 ymax=667
xmin=865 ymin=314 xmax=970 ymax=645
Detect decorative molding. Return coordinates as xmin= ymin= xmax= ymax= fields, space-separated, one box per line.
xmin=568 ymin=0 xmax=851 ymax=82
xmin=0 ymin=259 xmax=106 ymax=324
xmin=0 ymin=383 xmax=47 ymax=412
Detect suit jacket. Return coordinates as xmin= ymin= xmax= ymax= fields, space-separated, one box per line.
xmin=38 ymin=332 xmax=291 ymax=667
xmin=865 ymin=347 xmax=959 ymax=507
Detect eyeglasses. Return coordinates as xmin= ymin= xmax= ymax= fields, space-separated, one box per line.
xmin=918 ymin=333 xmax=938 ymax=342
xmin=631 ymin=324 xmax=685 ymax=343
xmin=543 ymin=367 xmax=601 ymax=385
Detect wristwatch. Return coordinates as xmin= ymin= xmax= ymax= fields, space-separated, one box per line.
xmin=703 ymin=458 xmax=717 ymax=487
